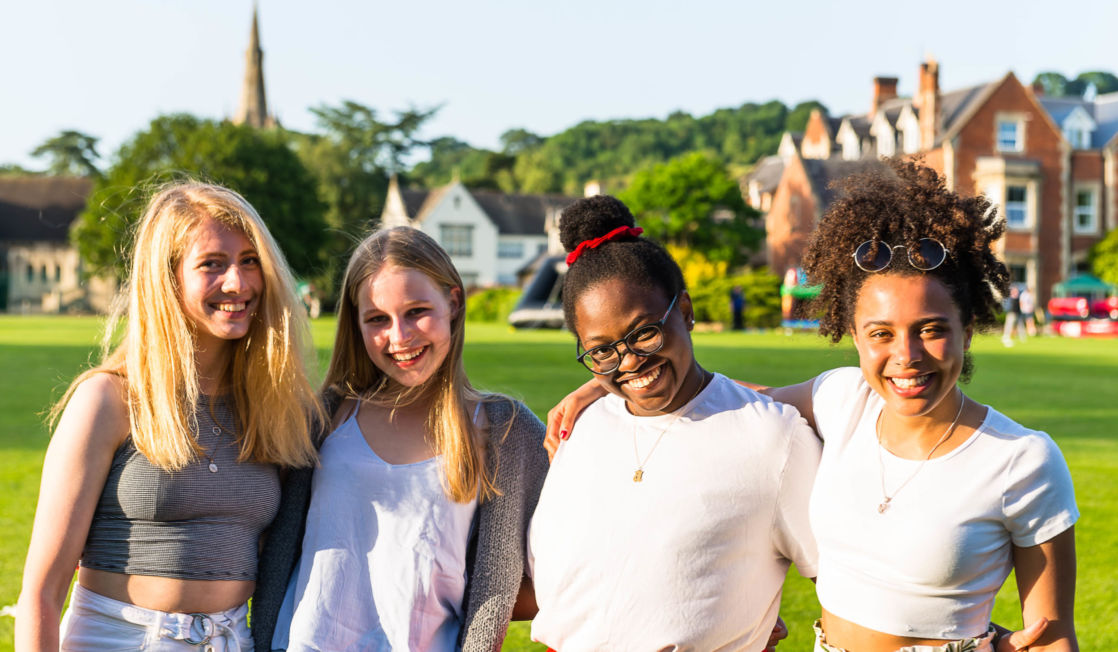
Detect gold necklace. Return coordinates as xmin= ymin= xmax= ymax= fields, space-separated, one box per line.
xmin=875 ymin=389 xmax=965 ymax=513
xmin=632 ymin=371 xmax=708 ymax=483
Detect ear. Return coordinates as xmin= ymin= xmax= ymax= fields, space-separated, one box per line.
xmin=679 ymin=290 xmax=695 ymax=331
xmin=449 ymin=286 xmax=463 ymax=316
xmin=963 ymin=323 xmax=974 ymax=351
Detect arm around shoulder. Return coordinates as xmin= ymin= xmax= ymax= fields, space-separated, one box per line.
xmin=17 ymin=372 xmax=130 ymax=651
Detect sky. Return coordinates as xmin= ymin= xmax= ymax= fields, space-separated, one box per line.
xmin=3 ymin=0 xmax=1116 ymax=170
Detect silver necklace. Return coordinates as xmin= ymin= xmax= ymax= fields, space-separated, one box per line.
xmin=202 ymin=424 xmax=222 ymax=473
xmin=875 ymin=390 xmax=965 ymax=513
xmin=632 ymin=372 xmax=707 ymax=483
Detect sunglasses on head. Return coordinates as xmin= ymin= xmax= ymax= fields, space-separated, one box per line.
xmin=852 ymin=238 xmax=949 ymax=273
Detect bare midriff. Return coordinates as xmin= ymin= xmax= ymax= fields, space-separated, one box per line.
xmin=821 ymin=608 xmax=956 ymax=652
xmin=78 ymin=567 xmax=253 ymax=614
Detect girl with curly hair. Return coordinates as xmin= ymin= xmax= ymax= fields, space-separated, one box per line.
xmin=547 ymin=161 xmax=1077 ymax=652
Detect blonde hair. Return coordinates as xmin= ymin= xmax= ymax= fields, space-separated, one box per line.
xmin=54 ymin=182 xmax=322 ymax=470
xmin=323 ymin=226 xmax=501 ymax=503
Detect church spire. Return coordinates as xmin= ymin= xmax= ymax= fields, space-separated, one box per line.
xmin=233 ymin=4 xmax=275 ymax=128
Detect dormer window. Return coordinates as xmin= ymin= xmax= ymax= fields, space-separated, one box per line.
xmin=996 ymin=117 xmax=1023 ymax=152
xmin=1061 ymin=107 xmax=1097 ymax=150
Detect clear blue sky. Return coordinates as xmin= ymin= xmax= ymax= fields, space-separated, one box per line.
xmin=3 ymin=0 xmax=1114 ymax=169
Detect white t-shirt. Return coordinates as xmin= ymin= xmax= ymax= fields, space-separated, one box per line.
xmin=529 ymin=373 xmax=820 ymax=651
xmin=809 ymin=367 xmax=1079 ymax=640
xmin=273 ymin=409 xmax=478 ymax=652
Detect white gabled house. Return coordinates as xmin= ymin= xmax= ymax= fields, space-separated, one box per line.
xmin=380 ymin=177 xmax=577 ymax=287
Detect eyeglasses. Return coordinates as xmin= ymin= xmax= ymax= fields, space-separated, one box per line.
xmin=852 ymin=238 xmax=949 ymax=273
xmin=576 ymin=293 xmax=678 ymax=375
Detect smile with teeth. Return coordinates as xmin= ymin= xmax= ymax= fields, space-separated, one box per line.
xmin=624 ymin=365 xmax=662 ymax=389
xmin=889 ymin=373 xmax=931 ymax=389
xmin=390 ymin=346 xmax=426 ymax=362
xmin=215 ymin=301 xmax=247 ymax=312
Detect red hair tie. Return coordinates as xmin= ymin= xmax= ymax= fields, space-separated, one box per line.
xmin=565 ymin=226 xmax=643 ymax=265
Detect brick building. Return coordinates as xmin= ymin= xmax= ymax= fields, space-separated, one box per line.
xmin=747 ymin=58 xmax=1118 ymax=303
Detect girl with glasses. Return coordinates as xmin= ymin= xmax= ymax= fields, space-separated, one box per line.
xmin=548 ymin=161 xmax=1077 ymax=651
xmin=17 ymin=183 xmax=322 ymax=650
xmin=251 ymin=227 xmax=548 ymax=651
xmin=528 ymin=195 xmax=821 ymax=650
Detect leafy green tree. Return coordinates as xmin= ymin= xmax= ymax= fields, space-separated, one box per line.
xmin=293 ymin=100 xmax=436 ymax=305
xmin=31 ymin=130 xmax=102 ymax=178
xmin=72 ymin=115 xmax=326 ymax=279
xmin=1089 ymin=228 xmax=1118 ymax=286
xmin=1076 ymin=71 xmax=1118 ymax=95
xmin=619 ymin=152 xmax=762 ymax=266
xmin=499 ymin=128 xmax=543 ymax=155
xmin=0 ymin=163 xmax=39 ymax=176
xmin=1033 ymin=72 xmax=1070 ymax=97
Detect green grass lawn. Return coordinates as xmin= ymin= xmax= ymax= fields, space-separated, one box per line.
xmin=1 ymin=316 xmax=1115 ymax=650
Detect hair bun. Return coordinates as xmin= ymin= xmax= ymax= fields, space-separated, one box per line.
xmin=558 ymin=195 xmax=637 ymax=253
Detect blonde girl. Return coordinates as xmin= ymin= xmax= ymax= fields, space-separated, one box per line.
xmin=17 ymin=182 xmax=321 ymax=650
xmin=252 ymin=226 xmax=548 ymax=651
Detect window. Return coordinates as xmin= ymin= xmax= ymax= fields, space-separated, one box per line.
xmin=439 ymin=224 xmax=474 ymax=257
xmin=40 ymin=265 xmax=47 ymax=283
xmin=26 ymin=264 xmax=33 ymax=283
xmin=55 ymin=265 xmax=62 ymax=282
xmin=1074 ymin=189 xmax=1097 ymax=234
xmin=997 ymin=119 xmax=1022 ymax=152
xmin=1065 ymin=128 xmax=1090 ymax=149
xmin=1005 ymin=186 xmax=1028 ymax=228
xmin=1008 ymin=263 xmax=1027 ymax=285
xmin=498 ymin=240 xmax=524 ymax=259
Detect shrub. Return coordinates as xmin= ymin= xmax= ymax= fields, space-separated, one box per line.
xmin=465 ymin=288 xmax=521 ymax=323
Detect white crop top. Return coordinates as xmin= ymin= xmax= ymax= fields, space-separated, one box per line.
xmin=273 ymin=406 xmax=479 ymax=651
xmin=809 ymin=367 xmax=1078 ymax=639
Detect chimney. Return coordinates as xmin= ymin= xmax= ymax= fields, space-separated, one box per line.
xmin=871 ymin=76 xmax=899 ymax=118
xmin=915 ymin=57 xmax=940 ymax=150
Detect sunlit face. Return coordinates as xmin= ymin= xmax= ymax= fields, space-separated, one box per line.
xmin=356 ymin=265 xmax=460 ymax=388
xmin=573 ymin=278 xmax=697 ymax=417
xmin=176 ymin=217 xmax=263 ymax=353
xmin=851 ymin=274 xmax=973 ymax=421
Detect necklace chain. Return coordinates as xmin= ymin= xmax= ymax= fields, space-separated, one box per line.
xmin=632 ymin=372 xmax=708 ymax=483
xmin=875 ymin=389 xmax=965 ymax=513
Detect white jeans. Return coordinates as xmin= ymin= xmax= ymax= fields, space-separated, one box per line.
xmin=60 ymin=583 xmax=252 ymax=651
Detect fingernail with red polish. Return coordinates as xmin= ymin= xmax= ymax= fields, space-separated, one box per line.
xmin=560 ymin=429 xmax=569 ymax=440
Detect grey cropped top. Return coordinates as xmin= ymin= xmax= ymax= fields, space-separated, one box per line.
xmin=80 ymin=394 xmax=280 ymax=581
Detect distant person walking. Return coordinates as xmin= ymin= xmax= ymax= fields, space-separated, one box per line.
xmin=730 ymin=285 xmax=746 ymax=330
xmin=1002 ymin=284 xmax=1022 ymax=347
xmin=1019 ymin=285 xmax=1037 ymax=337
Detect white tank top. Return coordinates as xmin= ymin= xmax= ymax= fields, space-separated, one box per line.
xmin=273 ymin=406 xmax=479 ymax=651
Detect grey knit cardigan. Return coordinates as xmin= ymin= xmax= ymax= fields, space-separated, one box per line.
xmin=251 ymin=394 xmax=549 ymax=651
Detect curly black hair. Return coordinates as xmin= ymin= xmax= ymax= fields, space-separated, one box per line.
xmin=803 ymin=158 xmax=1010 ymax=345
xmin=559 ymin=195 xmax=685 ymax=330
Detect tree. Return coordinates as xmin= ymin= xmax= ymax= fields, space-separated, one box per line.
xmin=499 ymin=128 xmax=543 ymax=155
xmin=619 ymin=152 xmax=763 ymax=266
xmin=1089 ymin=228 xmax=1118 ymax=286
xmin=1076 ymin=71 xmax=1118 ymax=96
xmin=72 ymin=115 xmax=326 ymax=279
xmin=31 ymin=130 xmax=102 ymax=178
xmin=1033 ymin=72 xmax=1070 ymax=97
xmin=293 ymin=100 xmax=436 ymax=305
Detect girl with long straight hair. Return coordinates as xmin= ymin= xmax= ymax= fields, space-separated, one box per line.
xmin=253 ymin=226 xmax=548 ymax=651
xmin=17 ymin=182 xmax=322 ymax=650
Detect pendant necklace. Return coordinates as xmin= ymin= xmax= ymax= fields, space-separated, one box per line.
xmin=203 ymin=424 xmax=222 ymax=473
xmin=632 ymin=371 xmax=708 ymax=483
xmin=875 ymin=389 xmax=964 ymax=513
